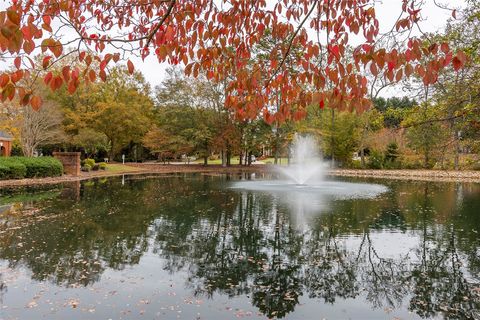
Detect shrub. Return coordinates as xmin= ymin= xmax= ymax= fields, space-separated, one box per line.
xmin=12 ymin=157 xmax=63 ymax=178
xmin=84 ymin=158 xmax=95 ymax=168
xmin=472 ymin=162 xmax=480 ymax=171
xmin=384 ymin=142 xmax=399 ymax=163
xmin=0 ymin=157 xmax=62 ymax=180
xmin=367 ymin=150 xmax=384 ymax=169
xmin=402 ymin=159 xmax=423 ymax=169
xmin=0 ymin=160 xmax=27 ymax=179
xmin=92 ymin=164 xmax=100 ymax=171
xmin=350 ymin=159 xmax=363 ymax=169
xmin=82 ymin=164 xmax=92 ymax=172
xmin=98 ymin=162 xmax=107 ymax=170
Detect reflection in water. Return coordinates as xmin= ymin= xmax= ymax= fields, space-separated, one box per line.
xmin=0 ymin=174 xmax=479 ymax=319
xmin=231 ymin=179 xmax=388 ymax=230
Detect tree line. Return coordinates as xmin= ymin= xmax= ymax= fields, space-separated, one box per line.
xmin=0 ymin=2 xmax=479 ymax=169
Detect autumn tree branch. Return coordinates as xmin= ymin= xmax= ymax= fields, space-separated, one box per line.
xmin=145 ymin=0 xmax=176 ymax=47
xmin=265 ymin=0 xmax=319 ymax=87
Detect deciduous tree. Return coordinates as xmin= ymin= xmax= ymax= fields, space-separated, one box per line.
xmin=0 ymin=0 xmax=467 ymax=122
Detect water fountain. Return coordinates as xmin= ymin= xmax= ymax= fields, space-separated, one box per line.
xmin=232 ymin=135 xmax=388 ymax=207
xmin=276 ymin=135 xmax=326 ymax=185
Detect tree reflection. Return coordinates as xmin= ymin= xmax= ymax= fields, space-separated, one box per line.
xmin=0 ymin=176 xmax=479 ymax=318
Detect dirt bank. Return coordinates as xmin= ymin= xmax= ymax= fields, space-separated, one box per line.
xmin=0 ymin=164 xmax=266 ymax=189
xmin=0 ymin=164 xmax=479 ymax=189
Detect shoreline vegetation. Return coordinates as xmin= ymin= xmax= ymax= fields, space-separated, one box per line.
xmin=1 ymin=163 xmax=480 ymax=189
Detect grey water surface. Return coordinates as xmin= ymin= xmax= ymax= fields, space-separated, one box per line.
xmin=0 ymin=173 xmax=479 ymax=319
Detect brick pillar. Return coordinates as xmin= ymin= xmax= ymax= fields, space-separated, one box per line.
xmin=4 ymin=141 xmax=12 ymax=156
xmin=53 ymin=152 xmax=81 ymax=176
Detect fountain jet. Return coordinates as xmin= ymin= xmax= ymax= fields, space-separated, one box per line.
xmin=276 ymin=135 xmax=327 ymax=185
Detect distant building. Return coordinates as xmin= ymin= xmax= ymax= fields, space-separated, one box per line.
xmin=0 ymin=131 xmax=13 ymax=157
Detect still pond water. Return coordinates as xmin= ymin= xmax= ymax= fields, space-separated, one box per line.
xmin=0 ymin=173 xmax=479 ymax=319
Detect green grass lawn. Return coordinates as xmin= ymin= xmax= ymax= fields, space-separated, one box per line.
xmin=193 ymin=157 xmax=241 ymax=165
xmin=106 ymin=163 xmax=144 ymax=173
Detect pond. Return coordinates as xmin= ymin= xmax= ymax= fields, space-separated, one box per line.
xmin=0 ymin=173 xmax=479 ymax=319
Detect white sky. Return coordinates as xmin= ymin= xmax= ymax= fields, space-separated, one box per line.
xmin=0 ymin=0 xmax=464 ymax=92
xmin=126 ymin=0 xmax=465 ymax=91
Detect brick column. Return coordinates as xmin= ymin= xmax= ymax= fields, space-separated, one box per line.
xmin=53 ymin=152 xmax=81 ymax=176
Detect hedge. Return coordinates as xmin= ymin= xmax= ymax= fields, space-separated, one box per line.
xmin=0 ymin=162 xmax=27 ymax=179
xmin=0 ymin=157 xmax=63 ymax=180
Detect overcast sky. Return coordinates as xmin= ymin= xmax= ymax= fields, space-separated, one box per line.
xmin=0 ymin=0 xmax=463 ymax=92
xmin=131 ymin=1 xmax=464 ymax=90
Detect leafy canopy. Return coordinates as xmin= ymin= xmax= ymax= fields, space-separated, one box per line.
xmin=0 ymin=0 xmax=468 ymax=122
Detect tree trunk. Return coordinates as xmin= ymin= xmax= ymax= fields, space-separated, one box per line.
xmin=221 ymin=150 xmax=226 ymax=167
xmin=424 ymin=150 xmax=430 ymax=169
xmin=454 ymin=129 xmax=460 ymax=170
xmin=360 ymin=148 xmax=365 ymax=168
xmin=109 ymin=140 xmax=115 ymax=162
xmin=203 ymin=155 xmax=208 ymax=166
xmin=248 ymin=151 xmax=252 ymax=166
xmin=274 ymin=128 xmax=280 ymax=165
xmin=331 ymin=109 xmax=335 ymax=168
xmin=226 ymin=145 xmax=231 ymax=166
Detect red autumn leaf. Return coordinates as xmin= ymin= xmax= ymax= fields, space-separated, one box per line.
xmin=452 ymin=57 xmax=462 ymax=71
xmin=7 ymin=10 xmax=20 ymax=26
xmin=99 ymin=70 xmax=107 ymax=81
xmin=30 ymin=95 xmax=42 ymax=110
xmin=62 ymin=66 xmax=71 ymax=81
xmin=0 ymin=74 xmax=10 ymax=87
xmin=127 ymin=60 xmax=135 ymax=75
xmin=44 ymin=71 xmax=53 ymax=85
xmin=67 ymin=81 xmax=77 ymax=94
xmin=387 ymin=61 xmax=395 ymax=71
xmin=89 ymin=69 xmax=97 ymax=82
xmin=165 ymin=26 xmax=175 ymax=42
xmin=331 ymin=45 xmax=340 ymax=58
xmin=14 ymin=57 xmax=21 ymax=69
xmin=48 ymin=76 xmax=62 ymax=91
xmin=23 ymin=40 xmax=35 ymax=54
xmin=441 ymin=43 xmax=450 ymax=54
xmin=452 ymin=51 xmax=467 ymax=71
xmin=42 ymin=56 xmax=52 ymax=69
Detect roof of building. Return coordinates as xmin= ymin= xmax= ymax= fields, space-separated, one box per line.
xmin=0 ymin=130 xmax=13 ymax=141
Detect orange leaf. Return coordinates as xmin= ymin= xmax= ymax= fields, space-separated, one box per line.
xmin=127 ymin=60 xmax=134 ymax=74
xmin=62 ymin=66 xmax=70 ymax=81
xmin=42 ymin=56 xmax=52 ymax=69
xmin=30 ymin=95 xmax=42 ymax=110
xmin=7 ymin=10 xmax=20 ymax=26
xmin=0 ymin=74 xmax=10 ymax=87
xmin=14 ymin=57 xmax=21 ymax=69
xmin=44 ymin=72 xmax=53 ymax=85
xmin=99 ymin=70 xmax=107 ymax=81
xmin=89 ymin=69 xmax=96 ymax=82
xmin=68 ymin=81 xmax=77 ymax=94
